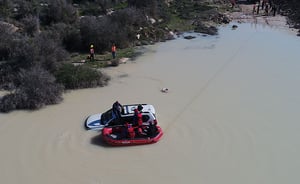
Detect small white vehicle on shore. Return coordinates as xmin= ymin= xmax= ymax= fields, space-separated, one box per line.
xmin=85 ymin=104 xmax=157 ymax=131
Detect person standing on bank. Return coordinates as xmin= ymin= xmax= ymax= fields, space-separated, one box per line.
xmin=89 ymin=44 xmax=95 ymax=62
xmin=230 ymin=0 xmax=236 ymax=8
xmin=111 ymin=43 xmax=116 ymax=59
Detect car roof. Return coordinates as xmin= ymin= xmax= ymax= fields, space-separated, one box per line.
xmin=122 ymin=104 xmax=155 ymax=115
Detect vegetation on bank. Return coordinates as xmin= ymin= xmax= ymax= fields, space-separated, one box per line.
xmin=0 ymin=0 xmax=155 ymax=112
xmin=245 ymin=0 xmax=300 ymax=32
xmin=272 ymin=0 xmax=300 ymax=31
xmin=1 ymin=0 xmax=299 ymax=112
xmin=0 ymin=66 xmax=64 ymax=112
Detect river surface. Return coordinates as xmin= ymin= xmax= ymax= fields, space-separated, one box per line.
xmin=0 ymin=22 xmax=300 ymax=184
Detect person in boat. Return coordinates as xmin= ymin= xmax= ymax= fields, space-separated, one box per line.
xmin=133 ymin=104 xmax=145 ymax=136
xmin=120 ymin=125 xmax=128 ymax=139
xmin=112 ymin=101 xmax=123 ymax=119
xmin=119 ymin=122 xmax=135 ymax=139
xmin=126 ymin=122 xmax=135 ymax=139
xmin=146 ymin=120 xmax=158 ymax=137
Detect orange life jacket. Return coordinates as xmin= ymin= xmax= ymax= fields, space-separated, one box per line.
xmin=90 ymin=48 xmax=94 ymax=54
xmin=111 ymin=45 xmax=116 ymax=52
xmin=127 ymin=124 xmax=135 ymax=139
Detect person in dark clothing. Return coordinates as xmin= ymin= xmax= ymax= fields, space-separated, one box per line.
xmin=253 ymin=4 xmax=256 ymax=14
xmin=257 ymin=3 xmax=260 ymax=14
xmin=120 ymin=125 xmax=128 ymax=139
xmin=112 ymin=101 xmax=123 ymax=119
xmin=146 ymin=121 xmax=158 ymax=137
xmin=265 ymin=3 xmax=269 ymax=15
xmin=272 ymin=5 xmax=277 ymax=16
xmin=230 ymin=0 xmax=236 ymax=8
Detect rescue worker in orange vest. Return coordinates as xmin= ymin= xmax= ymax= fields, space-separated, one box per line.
xmin=133 ymin=105 xmax=144 ymax=136
xmin=111 ymin=43 xmax=116 ymax=59
xmin=126 ymin=122 xmax=135 ymax=139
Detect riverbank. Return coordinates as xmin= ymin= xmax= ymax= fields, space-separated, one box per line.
xmin=226 ymin=3 xmax=298 ymax=34
xmin=104 ymin=2 xmax=297 ymax=70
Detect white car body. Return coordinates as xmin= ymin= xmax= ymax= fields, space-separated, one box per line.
xmin=85 ymin=104 xmax=156 ymax=131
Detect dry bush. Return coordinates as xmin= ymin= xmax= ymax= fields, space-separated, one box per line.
xmin=0 ymin=66 xmax=64 ymax=112
xmin=0 ymin=24 xmax=15 ymax=61
xmin=39 ymin=0 xmax=78 ymax=25
xmin=21 ymin=15 xmax=39 ymax=36
xmin=79 ymin=7 xmax=149 ymax=53
xmin=33 ymin=31 xmax=69 ymax=72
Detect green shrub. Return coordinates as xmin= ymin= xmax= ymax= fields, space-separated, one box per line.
xmin=55 ymin=64 xmax=110 ymax=89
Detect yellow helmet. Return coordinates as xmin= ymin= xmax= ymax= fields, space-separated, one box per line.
xmin=90 ymin=44 xmax=94 ymax=48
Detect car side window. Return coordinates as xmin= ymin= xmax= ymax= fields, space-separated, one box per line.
xmin=122 ymin=116 xmax=134 ymax=123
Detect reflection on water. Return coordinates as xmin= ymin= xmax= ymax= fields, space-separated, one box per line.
xmin=0 ymin=23 xmax=300 ymax=184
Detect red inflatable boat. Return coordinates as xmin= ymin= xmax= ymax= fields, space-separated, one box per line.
xmin=102 ymin=125 xmax=163 ymax=146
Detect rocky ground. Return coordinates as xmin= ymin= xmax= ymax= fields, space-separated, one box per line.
xmin=225 ymin=3 xmax=298 ymax=34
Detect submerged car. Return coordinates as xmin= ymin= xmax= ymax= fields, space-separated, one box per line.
xmin=85 ymin=104 xmax=157 ymax=131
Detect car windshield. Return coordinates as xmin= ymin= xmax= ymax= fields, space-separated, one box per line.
xmin=100 ymin=109 xmax=115 ymax=125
